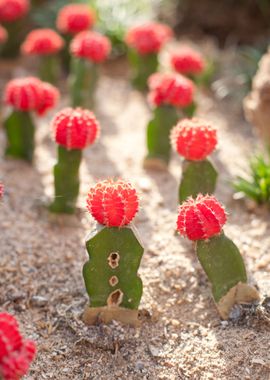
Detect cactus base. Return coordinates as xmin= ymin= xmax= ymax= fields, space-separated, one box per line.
xmin=217 ymin=282 xmax=260 ymax=319
xmin=83 ymin=305 xmax=140 ymax=326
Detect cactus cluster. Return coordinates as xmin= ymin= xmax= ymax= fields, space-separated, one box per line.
xmin=83 ymin=180 xmax=144 ymax=325
xmin=0 ymin=312 xmax=36 ymax=380
xmin=177 ymin=195 xmax=260 ymax=319
xmin=171 ymin=118 xmax=218 ymax=202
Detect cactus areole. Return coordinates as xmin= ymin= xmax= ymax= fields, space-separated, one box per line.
xmin=177 ymin=195 xmax=260 ymax=319
xmin=144 ymin=73 xmax=196 ymax=170
xmin=83 ymin=180 xmax=144 ymax=326
xmin=49 ymin=107 xmax=99 ymax=214
xmin=3 ymin=77 xmax=59 ymax=162
xmin=171 ymin=118 xmax=218 ymax=202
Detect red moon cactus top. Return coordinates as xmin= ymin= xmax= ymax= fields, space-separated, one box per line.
xmin=56 ymin=3 xmax=95 ymax=35
xmin=177 ymin=194 xmax=226 ymax=241
xmin=171 ymin=118 xmax=217 ymax=161
xmin=70 ymin=31 xmax=111 ymax=63
xmin=4 ymin=77 xmax=59 ymax=115
xmin=87 ymin=179 xmax=139 ymax=227
xmin=148 ymin=72 xmax=195 ymax=108
xmin=0 ymin=24 xmax=7 ymax=44
xmin=21 ymin=28 xmax=64 ymax=55
xmin=51 ymin=107 xmax=99 ymax=150
xmin=171 ymin=47 xmax=205 ymax=76
xmin=125 ymin=22 xmax=173 ymax=55
xmin=0 ymin=0 xmax=29 ymax=22
xmin=0 ymin=313 xmax=36 ymax=380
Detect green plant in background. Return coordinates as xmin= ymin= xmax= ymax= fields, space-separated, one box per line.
xmin=234 ymin=154 xmax=270 ymax=206
xmin=171 ymin=118 xmax=218 ymax=203
xmin=83 ymin=180 xmax=144 ymax=326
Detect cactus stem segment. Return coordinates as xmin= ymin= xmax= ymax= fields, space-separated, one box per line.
xmin=39 ymin=55 xmax=60 ymax=84
xmin=196 ymin=232 xmax=259 ymax=319
xmin=179 ymin=159 xmax=217 ymax=202
xmin=69 ymin=56 xmax=97 ymax=108
xmin=128 ymin=49 xmax=158 ymax=92
xmin=49 ymin=145 xmax=82 ymax=214
xmin=144 ymin=105 xmax=179 ymax=170
xmin=4 ymin=110 xmax=35 ymax=162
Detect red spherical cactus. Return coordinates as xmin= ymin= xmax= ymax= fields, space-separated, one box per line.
xmin=21 ymin=28 xmax=64 ymax=55
xmin=56 ymin=3 xmax=95 ymax=35
xmin=70 ymin=31 xmax=111 ymax=63
xmin=125 ymin=22 xmax=173 ymax=55
xmin=177 ymin=194 xmax=226 ymax=241
xmin=0 ymin=0 xmax=29 ymax=22
xmin=0 ymin=24 xmax=7 ymax=44
xmin=0 ymin=313 xmax=36 ymax=380
xmin=37 ymin=82 xmax=60 ymax=116
xmin=148 ymin=72 xmax=195 ymax=108
xmin=87 ymin=179 xmax=139 ymax=227
xmin=4 ymin=77 xmax=43 ymax=112
xmin=51 ymin=107 xmax=99 ymax=150
xmin=171 ymin=47 xmax=205 ymax=76
xmin=171 ymin=118 xmax=217 ymax=161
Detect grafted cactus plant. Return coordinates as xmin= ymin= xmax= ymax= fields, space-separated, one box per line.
xmin=21 ymin=28 xmax=64 ymax=84
xmin=144 ymin=72 xmax=196 ymax=170
xmin=177 ymin=194 xmax=260 ymax=319
xmin=171 ymin=118 xmax=218 ymax=202
xmin=0 ymin=312 xmax=36 ymax=380
xmin=0 ymin=0 xmax=29 ymax=58
xmin=69 ymin=30 xmax=111 ymax=108
xmin=49 ymin=107 xmax=99 ymax=214
xmin=56 ymin=3 xmax=96 ymax=71
xmin=83 ymin=179 xmax=144 ymax=325
xmin=125 ymin=22 xmax=173 ymax=91
xmin=3 ymin=77 xmax=59 ymax=162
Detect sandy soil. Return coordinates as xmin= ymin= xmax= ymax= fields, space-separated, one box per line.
xmin=0 ymin=57 xmax=270 ymax=380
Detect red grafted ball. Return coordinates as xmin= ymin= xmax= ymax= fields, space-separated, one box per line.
xmin=87 ymin=179 xmax=139 ymax=227
xmin=0 ymin=24 xmax=7 ymax=44
xmin=4 ymin=77 xmax=43 ymax=112
xmin=0 ymin=312 xmax=36 ymax=380
xmin=177 ymin=194 xmax=226 ymax=241
xmin=0 ymin=0 xmax=29 ymax=22
xmin=51 ymin=107 xmax=99 ymax=150
xmin=37 ymin=82 xmax=60 ymax=116
xmin=148 ymin=72 xmax=194 ymax=108
xmin=171 ymin=118 xmax=217 ymax=160
xmin=21 ymin=28 xmax=64 ymax=55
xmin=70 ymin=31 xmax=111 ymax=63
xmin=0 ymin=182 xmax=4 ymax=199
xmin=125 ymin=22 xmax=173 ymax=55
xmin=171 ymin=47 xmax=205 ymax=75
xmin=56 ymin=4 xmax=95 ymax=35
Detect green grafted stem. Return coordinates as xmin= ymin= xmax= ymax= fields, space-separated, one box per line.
xmin=4 ymin=110 xmax=35 ymax=162
xmin=145 ymin=105 xmax=179 ymax=167
xmin=83 ymin=225 xmax=144 ymax=309
xmin=69 ymin=57 xmax=98 ymax=108
xmin=196 ymin=233 xmax=247 ymax=303
xmin=39 ymin=55 xmax=60 ymax=84
xmin=49 ymin=146 xmax=82 ymax=214
xmin=179 ymin=159 xmax=217 ymax=202
xmin=128 ymin=49 xmax=158 ymax=92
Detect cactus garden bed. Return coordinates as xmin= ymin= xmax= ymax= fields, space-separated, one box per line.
xmin=1 ymin=53 xmax=270 ymax=379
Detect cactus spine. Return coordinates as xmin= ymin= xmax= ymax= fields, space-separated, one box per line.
xmin=179 ymin=159 xmax=217 ymax=202
xmin=4 ymin=110 xmax=35 ymax=162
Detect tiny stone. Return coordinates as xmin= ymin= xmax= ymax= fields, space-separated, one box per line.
xmin=31 ymin=295 xmax=48 ymax=307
